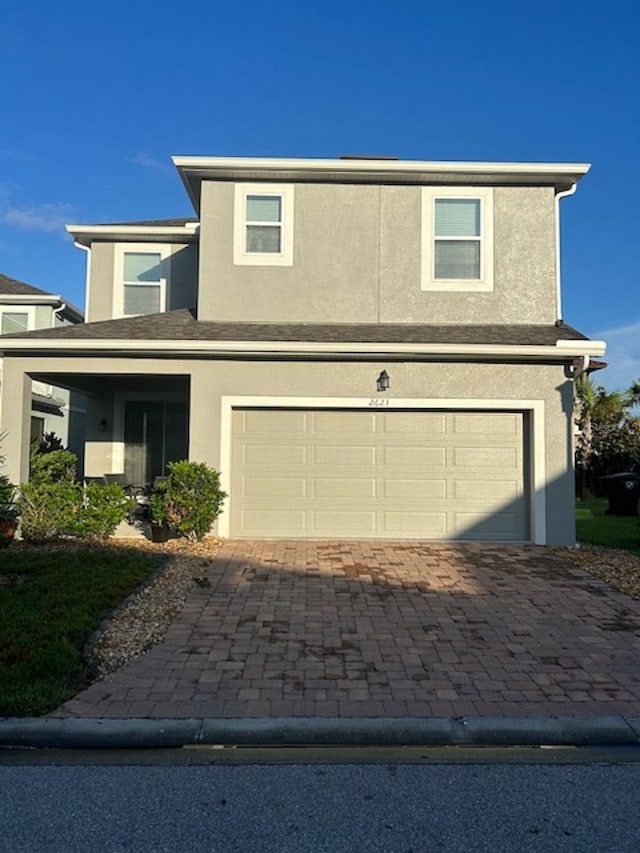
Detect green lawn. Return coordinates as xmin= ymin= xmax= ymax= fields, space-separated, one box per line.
xmin=0 ymin=546 xmax=165 ymax=717
xmin=576 ymin=497 xmax=640 ymax=553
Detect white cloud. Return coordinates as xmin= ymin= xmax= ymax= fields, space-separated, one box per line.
xmin=130 ymin=152 xmax=172 ymax=175
xmin=592 ymin=320 xmax=640 ymax=392
xmin=0 ymin=201 xmax=75 ymax=233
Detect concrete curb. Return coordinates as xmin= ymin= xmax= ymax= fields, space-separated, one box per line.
xmin=1 ymin=716 xmax=639 ymax=750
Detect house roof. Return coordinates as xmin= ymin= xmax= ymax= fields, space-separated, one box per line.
xmin=0 ymin=272 xmax=50 ymax=297
xmin=0 ymin=306 xmax=591 ymax=344
xmin=0 ymin=310 xmax=604 ymax=360
xmin=0 ymin=273 xmax=84 ymax=321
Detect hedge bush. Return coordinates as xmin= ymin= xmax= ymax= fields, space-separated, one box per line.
xmin=151 ymin=460 xmax=227 ymax=541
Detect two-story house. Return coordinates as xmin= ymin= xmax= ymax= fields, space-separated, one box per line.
xmin=0 ymin=273 xmax=84 ymax=453
xmin=0 ymin=155 xmax=605 ymax=544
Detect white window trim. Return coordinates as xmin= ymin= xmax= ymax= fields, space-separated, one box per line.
xmin=113 ymin=244 xmax=171 ymax=318
xmin=233 ymin=183 xmax=294 ymax=267
xmin=0 ymin=305 xmax=36 ymax=334
xmin=421 ymin=186 xmax=494 ymax=292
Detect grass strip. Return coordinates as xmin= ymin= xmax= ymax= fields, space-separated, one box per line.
xmin=0 ymin=546 xmax=165 ymax=717
xmin=576 ymin=497 xmax=640 ymax=553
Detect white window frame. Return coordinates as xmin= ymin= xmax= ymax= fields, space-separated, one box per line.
xmin=0 ymin=306 xmax=35 ymax=334
xmin=114 ymin=244 xmax=171 ymax=318
xmin=421 ymin=187 xmax=494 ymax=292
xmin=233 ymin=183 xmax=294 ymax=267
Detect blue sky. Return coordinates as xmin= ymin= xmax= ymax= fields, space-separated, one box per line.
xmin=1 ymin=0 xmax=638 ymax=390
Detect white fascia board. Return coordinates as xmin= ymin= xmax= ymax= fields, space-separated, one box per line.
xmin=0 ymin=294 xmax=83 ymax=319
xmin=172 ymin=155 xmax=591 ymax=181
xmin=0 ymin=338 xmax=606 ymax=358
xmin=0 ymin=294 xmax=63 ymax=306
xmin=65 ymin=223 xmax=199 ymax=246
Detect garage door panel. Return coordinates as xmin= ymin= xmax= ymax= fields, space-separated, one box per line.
xmin=383 ymin=446 xmax=447 ymax=467
xmin=240 ymin=410 xmax=308 ymax=434
xmin=454 ymin=510 xmax=527 ymax=541
xmin=453 ymin=446 xmax=519 ymax=469
xmin=382 ymin=413 xmax=447 ymax=434
xmin=242 ymin=477 xmax=307 ymax=498
xmin=313 ymin=445 xmax=376 ymax=466
xmin=312 ymin=510 xmax=377 ymax=535
xmin=242 ymin=509 xmax=307 ymax=535
xmin=313 ymin=478 xmax=376 ymax=498
xmin=311 ymin=412 xmax=376 ymax=434
xmin=453 ymin=413 xmax=519 ymax=435
xmin=242 ymin=444 xmax=308 ymax=466
xmin=383 ymin=478 xmax=447 ymax=499
xmin=383 ymin=511 xmax=448 ymax=536
xmin=453 ymin=479 xmax=520 ymax=503
xmin=231 ymin=408 xmax=528 ymax=541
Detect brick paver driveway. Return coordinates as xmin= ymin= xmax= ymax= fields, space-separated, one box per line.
xmin=57 ymin=541 xmax=640 ymax=719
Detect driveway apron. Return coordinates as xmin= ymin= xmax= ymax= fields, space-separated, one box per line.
xmin=56 ymin=541 xmax=640 ymax=719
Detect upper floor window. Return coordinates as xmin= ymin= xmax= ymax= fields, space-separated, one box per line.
xmin=1 ymin=311 xmax=29 ymax=334
xmin=421 ymin=187 xmax=494 ymax=292
xmin=233 ymin=183 xmax=294 ymax=266
xmin=114 ymin=245 xmax=170 ymax=317
xmin=123 ymin=252 xmax=163 ymax=315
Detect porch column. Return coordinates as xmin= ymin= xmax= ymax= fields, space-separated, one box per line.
xmin=1 ymin=358 xmax=32 ymax=485
xmin=188 ymin=371 xmax=220 ymax=470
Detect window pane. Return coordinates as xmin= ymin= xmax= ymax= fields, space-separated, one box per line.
xmin=246 ymin=195 xmax=281 ymax=223
xmin=1 ymin=312 xmax=29 ymax=334
xmin=124 ymin=283 xmax=161 ymax=315
xmin=246 ymin=224 xmax=281 ymax=253
xmin=124 ymin=252 xmax=162 ymax=282
xmin=435 ymin=240 xmax=481 ymax=279
xmin=435 ymin=199 xmax=480 ymax=237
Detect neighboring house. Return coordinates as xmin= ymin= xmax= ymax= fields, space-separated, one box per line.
xmin=0 ymin=156 xmax=606 ymax=544
xmin=0 ymin=273 xmax=85 ymax=455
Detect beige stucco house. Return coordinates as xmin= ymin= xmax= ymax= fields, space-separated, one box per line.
xmin=0 ymin=273 xmax=84 ymax=453
xmin=0 ymin=155 xmax=605 ymax=544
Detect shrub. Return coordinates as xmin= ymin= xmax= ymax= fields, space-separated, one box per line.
xmin=30 ymin=447 xmax=77 ymax=485
xmin=0 ymin=475 xmax=18 ymax=522
xmin=150 ymin=460 xmax=227 ymax=541
xmin=18 ymin=482 xmax=82 ymax=543
xmin=73 ymin=483 xmax=134 ymax=541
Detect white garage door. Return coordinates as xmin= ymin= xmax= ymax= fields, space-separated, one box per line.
xmin=230 ymin=409 xmax=528 ymax=540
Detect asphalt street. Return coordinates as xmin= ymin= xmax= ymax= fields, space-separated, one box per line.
xmin=2 ymin=757 xmax=640 ymax=852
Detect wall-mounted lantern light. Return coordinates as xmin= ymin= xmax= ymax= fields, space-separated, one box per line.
xmin=98 ymin=418 xmax=109 ymax=434
xmin=376 ymin=370 xmax=390 ymax=392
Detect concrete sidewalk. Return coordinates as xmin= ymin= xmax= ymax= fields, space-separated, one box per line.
xmin=52 ymin=540 xmax=640 ymax=721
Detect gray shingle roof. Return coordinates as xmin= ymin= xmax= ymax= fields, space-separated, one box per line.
xmin=0 ymin=272 xmax=50 ymax=297
xmin=5 ymin=308 xmax=590 ymax=345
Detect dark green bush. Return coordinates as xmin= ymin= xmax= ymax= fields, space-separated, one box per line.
xmin=0 ymin=475 xmax=18 ymax=522
xmin=30 ymin=447 xmax=77 ymax=485
xmin=19 ymin=481 xmax=82 ymax=543
xmin=151 ymin=460 xmax=227 ymax=541
xmin=73 ymin=483 xmax=134 ymax=541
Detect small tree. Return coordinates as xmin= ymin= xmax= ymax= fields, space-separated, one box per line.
xmin=575 ymin=377 xmax=640 ymax=497
xmin=150 ymin=460 xmax=227 ymax=541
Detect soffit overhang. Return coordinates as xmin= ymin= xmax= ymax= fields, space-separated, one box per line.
xmin=172 ymin=156 xmax=591 ymax=213
xmin=66 ymin=222 xmax=200 ymax=248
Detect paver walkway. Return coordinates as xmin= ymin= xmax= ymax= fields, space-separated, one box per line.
xmin=56 ymin=541 xmax=640 ymax=719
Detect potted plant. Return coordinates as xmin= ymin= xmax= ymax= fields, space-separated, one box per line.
xmin=0 ymin=475 xmax=18 ymax=547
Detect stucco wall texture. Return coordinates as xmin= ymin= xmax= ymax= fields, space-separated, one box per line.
xmin=1 ymin=356 xmax=574 ymax=544
xmin=198 ymin=182 xmax=558 ymax=326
